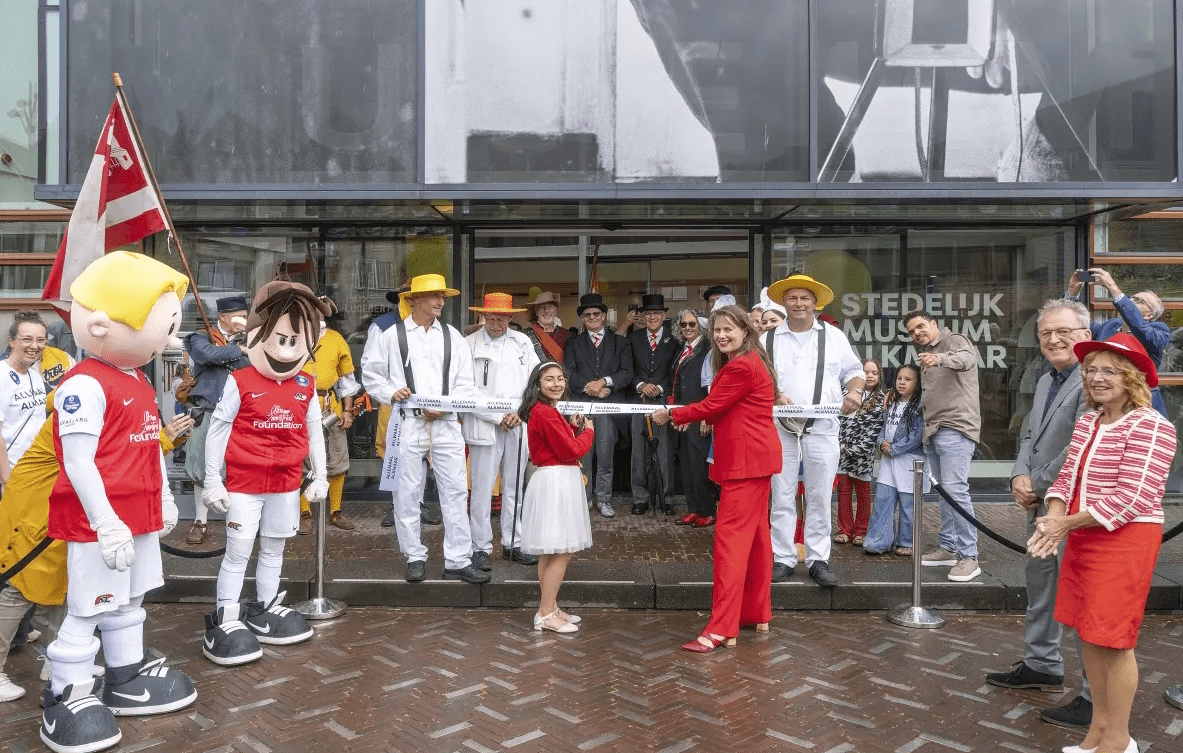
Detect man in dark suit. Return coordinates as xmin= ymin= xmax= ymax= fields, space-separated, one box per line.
xmin=671 ymin=308 xmax=717 ymax=526
xmin=564 ymin=293 xmax=634 ymax=518
xmin=627 ymin=294 xmax=678 ymax=515
xmin=986 ymin=298 xmax=1093 ymax=730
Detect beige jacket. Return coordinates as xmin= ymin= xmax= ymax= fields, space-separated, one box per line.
xmin=917 ymin=327 xmax=981 ymax=444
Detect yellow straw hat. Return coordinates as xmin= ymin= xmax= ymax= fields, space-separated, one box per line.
xmin=767 ymin=274 xmax=834 ymax=310
xmin=399 ymin=273 xmax=460 ymax=319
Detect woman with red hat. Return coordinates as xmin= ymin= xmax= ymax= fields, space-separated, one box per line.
xmin=1028 ymin=333 xmax=1176 ymax=753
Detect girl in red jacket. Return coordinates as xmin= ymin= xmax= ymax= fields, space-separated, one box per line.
xmin=652 ymin=305 xmax=782 ymax=652
xmin=518 ymin=363 xmax=594 ymax=633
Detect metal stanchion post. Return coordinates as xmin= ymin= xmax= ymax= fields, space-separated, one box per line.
xmin=294 ymin=496 xmax=346 ymax=620
xmin=887 ymin=459 xmax=944 ymax=629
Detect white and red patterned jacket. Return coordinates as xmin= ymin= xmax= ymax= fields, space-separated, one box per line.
xmin=1046 ymin=406 xmax=1176 ymax=531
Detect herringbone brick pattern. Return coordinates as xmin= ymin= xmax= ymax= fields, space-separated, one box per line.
xmin=3 ymin=608 xmax=1182 ymax=752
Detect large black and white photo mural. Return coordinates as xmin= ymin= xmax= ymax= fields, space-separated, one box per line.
xmin=425 ymin=0 xmax=1176 ymax=185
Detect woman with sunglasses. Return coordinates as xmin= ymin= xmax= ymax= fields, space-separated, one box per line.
xmin=669 ymin=309 xmax=717 ymax=527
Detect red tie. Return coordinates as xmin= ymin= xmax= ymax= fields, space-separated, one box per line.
xmin=650 ymin=333 xmax=658 ymax=352
xmin=592 ymin=332 xmax=602 ymax=348
xmin=680 ymin=344 xmax=693 ymax=363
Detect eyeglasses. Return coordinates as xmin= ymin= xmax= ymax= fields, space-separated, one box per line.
xmin=1037 ymin=327 xmax=1087 ymax=341
xmin=1132 ymin=295 xmax=1151 ymax=307
xmin=14 ymin=337 xmax=47 ymax=346
xmin=1083 ymin=366 xmax=1122 ymax=379
xmin=678 ymin=321 xmax=698 ymax=328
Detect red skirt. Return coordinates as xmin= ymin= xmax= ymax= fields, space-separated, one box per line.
xmin=1055 ymin=521 xmax=1161 ymax=649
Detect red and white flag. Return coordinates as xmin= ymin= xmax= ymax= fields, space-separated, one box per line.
xmin=42 ymin=96 xmax=167 ymax=312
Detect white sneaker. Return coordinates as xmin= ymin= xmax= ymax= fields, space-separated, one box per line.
xmin=921 ymin=548 xmax=958 ymax=567
xmin=25 ymin=629 xmax=42 ymax=644
xmin=0 ymin=672 xmax=26 ymax=702
xmin=948 ymin=557 xmax=982 ymax=582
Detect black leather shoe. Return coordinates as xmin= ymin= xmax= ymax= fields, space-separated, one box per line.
xmin=471 ymin=551 xmax=492 ymax=572
xmin=986 ymin=661 xmax=1064 ymax=691
xmin=631 ymin=503 xmax=649 ymax=515
xmin=771 ymin=562 xmax=794 ymax=583
xmin=420 ymin=504 xmax=442 ymax=526
xmin=1165 ymin=683 xmax=1183 ymax=710
xmin=809 ymin=561 xmax=840 ymax=587
xmin=381 ymin=507 xmax=395 ymax=527
xmin=502 ymin=547 xmax=539 ymax=566
xmin=443 ymin=565 xmax=491 ymax=584
xmin=405 ymin=560 xmax=427 ymax=582
xmin=663 ymin=505 xmax=675 ymax=516
xmin=1039 ymin=695 xmax=1093 ymax=729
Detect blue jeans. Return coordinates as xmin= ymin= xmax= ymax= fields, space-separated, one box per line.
xmin=863 ymin=483 xmax=913 ymax=554
xmin=923 ymin=428 xmax=978 ymax=558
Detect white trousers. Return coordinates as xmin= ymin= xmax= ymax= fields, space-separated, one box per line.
xmin=394 ymin=419 xmax=473 ymax=570
xmin=770 ymin=428 xmax=839 ymax=567
xmin=468 ymin=425 xmax=527 ymax=553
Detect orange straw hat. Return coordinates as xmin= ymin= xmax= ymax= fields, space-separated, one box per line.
xmin=469 ymin=292 xmax=526 ymax=314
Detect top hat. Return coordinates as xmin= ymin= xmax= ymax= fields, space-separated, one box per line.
xmin=1073 ymin=332 xmax=1159 ymax=388
xmin=638 ymin=293 xmax=668 ymax=312
xmin=525 ymin=290 xmax=560 ymax=308
xmin=767 ymin=274 xmax=834 ymax=310
xmin=469 ymin=292 xmax=526 ymax=314
xmin=576 ymin=293 xmax=608 ymax=315
xmin=398 ymin=274 xmax=460 ymax=319
xmin=702 ymin=285 xmax=732 ymax=302
xmin=217 ymin=295 xmax=249 ymax=314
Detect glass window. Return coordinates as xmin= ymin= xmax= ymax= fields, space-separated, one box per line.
xmin=1 ymin=0 xmax=43 ymax=205
xmin=425 ymin=0 xmax=810 ymax=183
xmin=771 ymin=223 xmax=1075 ymax=486
xmin=816 ymin=0 xmax=1176 ymax=183
xmin=67 ymin=0 xmax=418 ymax=185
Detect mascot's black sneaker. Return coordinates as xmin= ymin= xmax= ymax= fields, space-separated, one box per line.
xmin=102 ymin=656 xmax=197 ymax=716
xmin=203 ymin=603 xmax=263 ymax=666
xmin=244 ymin=591 xmax=314 ymax=646
xmin=40 ymin=678 xmax=122 ymax=753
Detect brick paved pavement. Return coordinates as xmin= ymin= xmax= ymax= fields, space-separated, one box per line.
xmin=3 ymin=608 xmax=1182 ymax=753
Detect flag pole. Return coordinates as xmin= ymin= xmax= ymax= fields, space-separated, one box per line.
xmin=111 ymin=72 xmax=214 ymax=335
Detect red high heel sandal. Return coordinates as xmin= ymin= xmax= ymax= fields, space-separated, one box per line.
xmin=680 ymin=633 xmax=736 ymax=653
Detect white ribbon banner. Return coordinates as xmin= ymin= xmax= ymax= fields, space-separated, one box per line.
xmin=399 ymin=394 xmax=843 ymax=418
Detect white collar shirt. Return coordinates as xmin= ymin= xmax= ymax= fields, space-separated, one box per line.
xmin=763 ymin=319 xmax=864 ymax=435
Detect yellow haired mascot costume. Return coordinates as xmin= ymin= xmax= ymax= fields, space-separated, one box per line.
xmin=42 ymin=251 xmax=197 ymax=753
xmin=201 ymin=281 xmax=331 ymax=666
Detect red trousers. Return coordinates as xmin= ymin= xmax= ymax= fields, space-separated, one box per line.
xmin=835 ymin=473 xmax=871 ymax=538
xmin=703 ymin=476 xmax=773 ymax=638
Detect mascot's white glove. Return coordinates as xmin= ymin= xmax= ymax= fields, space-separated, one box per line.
xmin=92 ymin=515 xmax=136 ymax=572
xmin=204 ymin=481 xmax=231 ymax=515
xmin=305 ymin=476 xmax=329 ymax=504
xmin=160 ymin=498 xmax=179 ymax=537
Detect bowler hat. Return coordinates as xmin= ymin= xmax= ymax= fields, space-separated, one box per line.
xmin=767 ymin=274 xmax=834 ymax=310
xmin=398 ymin=274 xmax=460 ymax=320
xmin=702 ymin=285 xmax=732 ymax=302
xmin=576 ymin=293 xmax=608 ymax=315
xmin=385 ymin=282 xmax=412 ymax=306
xmin=217 ymin=295 xmax=249 ymax=314
xmin=1073 ymin=332 xmax=1159 ymax=388
xmin=469 ymin=292 xmax=526 ymax=314
xmin=638 ymin=293 xmax=668 ymax=312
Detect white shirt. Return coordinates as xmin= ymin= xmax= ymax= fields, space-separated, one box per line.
xmin=466 ymin=327 xmax=539 ymax=425
xmin=762 ymin=320 xmax=864 ymax=436
xmin=1 ymin=361 xmax=50 ymax=466
xmin=360 ymin=316 xmax=476 ymax=414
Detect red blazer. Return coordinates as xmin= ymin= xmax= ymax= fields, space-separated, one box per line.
xmin=671 ymin=351 xmax=782 ymax=483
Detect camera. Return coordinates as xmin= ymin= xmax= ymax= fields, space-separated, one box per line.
xmin=228 ymin=331 xmax=247 ymax=345
xmin=1076 ymin=269 xmax=1094 ymax=283
xmin=185 ymin=405 xmax=205 ymax=428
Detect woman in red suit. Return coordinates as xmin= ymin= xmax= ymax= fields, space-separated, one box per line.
xmin=652 ymin=305 xmax=782 ymax=652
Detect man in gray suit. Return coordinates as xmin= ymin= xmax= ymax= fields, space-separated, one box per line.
xmin=985 ymin=298 xmax=1093 ymax=730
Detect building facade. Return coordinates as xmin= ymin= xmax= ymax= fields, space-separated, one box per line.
xmin=4 ymin=0 xmax=1183 ymax=491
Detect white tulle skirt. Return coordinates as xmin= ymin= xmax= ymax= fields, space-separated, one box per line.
xmin=519 ymin=465 xmax=593 ymax=555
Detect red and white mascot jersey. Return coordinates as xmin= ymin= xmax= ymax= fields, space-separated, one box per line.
xmin=50 ymin=358 xmax=167 ymax=615
xmin=213 ymin=366 xmax=318 ymax=539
